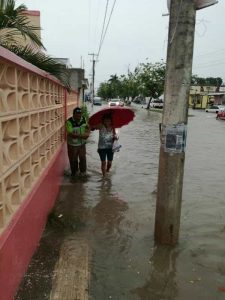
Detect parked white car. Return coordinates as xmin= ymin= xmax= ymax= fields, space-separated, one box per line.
xmin=150 ymin=99 xmax=163 ymax=109
xmin=108 ymin=99 xmax=124 ymax=107
xmin=205 ymin=105 xmax=225 ymax=113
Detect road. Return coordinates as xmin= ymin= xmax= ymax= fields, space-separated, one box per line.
xmin=16 ymin=105 xmax=225 ymax=300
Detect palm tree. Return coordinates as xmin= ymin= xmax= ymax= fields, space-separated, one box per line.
xmin=0 ymin=0 xmax=44 ymax=48
xmin=11 ymin=45 xmax=70 ymax=88
xmin=108 ymin=74 xmax=120 ymax=98
xmin=108 ymin=74 xmax=119 ymax=84
xmin=0 ymin=0 xmax=70 ymax=89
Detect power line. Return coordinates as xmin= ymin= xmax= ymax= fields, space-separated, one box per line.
xmin=88 ymin=0 xmax=92 ymax=53
xmin=194 ymin=48 xmax=225 ymax=58
xmin=97 ymin=0 xmax=117 ymax=58
xmin=193 ymin=60 xmax=225 ymax=69
xmin=97 ymin=0 xmax=109 ymax=57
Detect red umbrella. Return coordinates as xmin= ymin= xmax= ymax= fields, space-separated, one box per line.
xmin=89 ymin=107 xmax=135 ymax=128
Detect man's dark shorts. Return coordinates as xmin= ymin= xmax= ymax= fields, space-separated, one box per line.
xmin=98 ymin=148 xmax=114 ymax=162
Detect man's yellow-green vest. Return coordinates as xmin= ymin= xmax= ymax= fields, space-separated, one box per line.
xmin=66 ymin=116 xmax=88 ymax=146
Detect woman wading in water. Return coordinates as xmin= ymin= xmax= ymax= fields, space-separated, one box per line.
xmin=93 ymin=114 xmax=118 ymax=177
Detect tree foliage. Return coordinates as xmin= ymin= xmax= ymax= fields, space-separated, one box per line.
xmin=136 ymin=62 xmax=165 ymax=98
xmin=10 ymin=45 xmax=70 ymax=89
xmin=0 ymin=0 xmax=44 ymax=48
xmin=97 ymin=61 xmax=166 ymax=100
xmin=191 ymin=75 xmax=223 ymax=87
xmin=98 ymin=63 xmax=224 ymax=102
xmin=0 ymin=0 xmax=70 ymax=89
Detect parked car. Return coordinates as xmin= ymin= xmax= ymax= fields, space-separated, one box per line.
xmin=205 ymin=105 xmax=225 ymax=113
xmin=150 ymin=99 xmax=163 ymax=109
xmin=108 ymin=99 xmax=124 ymax=107
xmin=93 ymin=97 xmax=102 ymax=105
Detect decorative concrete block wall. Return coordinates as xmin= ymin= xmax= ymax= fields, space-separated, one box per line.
xmin=0 ymin=48 xmax=79 ymax=234
xmin=67 ymin=90 xmax=79 ymax=117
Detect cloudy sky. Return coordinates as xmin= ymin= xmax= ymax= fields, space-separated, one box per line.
xmin=17 ymin=0 xmax=225 ymax=86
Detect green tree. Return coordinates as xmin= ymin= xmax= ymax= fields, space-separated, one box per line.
xmin=191 ymin=75 xmax=206 ymax=86
xmin=108 ymin=74 xmax=121 ymax=98
xmin=191 ymin=75 xmax=223 ymax=88
xmin=119 ymin=72 xmax=139 ymax=99
xmin=136 ymin=61 xmax=166 ymax=108
xmin=205 ymin=77 xmax=223 ymax=87
xmin=0 ymin=0 xmax=44 ymax=48
xmin=10 ymin=45 xmax=70 ymax=89
xmin=97 ymin=62 xmax=166 ymax=103
xmin=98 ymin=82 xmax=113 ymax=99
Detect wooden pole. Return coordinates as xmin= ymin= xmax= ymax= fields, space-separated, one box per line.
xmin=88 ymin=53 xmax=97 ymax=107
xmin=154 ymin=0 xmax=196 ymax=245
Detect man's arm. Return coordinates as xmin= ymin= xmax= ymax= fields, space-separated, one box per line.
xmin=80 ymin=125 xmax=90 ymax=139
xmin=66 ymin=120 xmax=80 ymax=138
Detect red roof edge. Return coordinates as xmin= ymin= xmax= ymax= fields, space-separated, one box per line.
xmin=23 ymin=10 xmax=40 ymax=17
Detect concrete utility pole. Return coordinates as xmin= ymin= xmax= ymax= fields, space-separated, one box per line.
xmin=154 ymin=0 xmax=196 ymax=245
xmin=88 ymin=53 xmax=97 ymax=106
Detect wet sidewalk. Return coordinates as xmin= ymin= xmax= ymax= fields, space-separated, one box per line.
xmin=16 ymin=107 xmax=225 ymax=300
xmin=15 ymin=178 xmax=91 ymax=300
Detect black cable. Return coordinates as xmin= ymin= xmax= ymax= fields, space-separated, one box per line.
xmin=97 ymin=0 xmax=117 ymax=58
xmin=97 ymin=0 xmax=109 ymax=57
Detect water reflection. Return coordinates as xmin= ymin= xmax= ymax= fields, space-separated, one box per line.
xmin=132 ymin=246 xmax=178 ymax=300
xmin=55 ymin=181 xmax=89 ymax=230
xmin=92 ymin=179 xmax=129 ymax=235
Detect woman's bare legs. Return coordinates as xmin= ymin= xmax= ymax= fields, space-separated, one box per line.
xmin=106 ymin=161 xmax=112 ymax=172
xmin=101 ymin=161 xmax=107 ymax=176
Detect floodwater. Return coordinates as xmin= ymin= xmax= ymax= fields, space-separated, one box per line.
xmin=85 ymin=105 xmax=225 ymax=300
xmin=16 ymin=104 xmax=225 ymax=300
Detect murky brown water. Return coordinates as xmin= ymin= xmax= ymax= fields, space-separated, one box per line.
xmin=83 ymin=104 xmax=225 ymax=300
xmin=16 ymin=104 xmax=225 ymax=300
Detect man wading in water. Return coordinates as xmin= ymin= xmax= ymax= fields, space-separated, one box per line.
xmin=66 ymin=107 xmax=90 ymax=179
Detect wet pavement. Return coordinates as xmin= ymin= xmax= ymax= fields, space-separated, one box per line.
xmin=16 ymin=105 xmax=225 ymax=300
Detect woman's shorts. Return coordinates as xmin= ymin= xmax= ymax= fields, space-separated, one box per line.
xmin=98 ymin=148 xmax=114 ymax=162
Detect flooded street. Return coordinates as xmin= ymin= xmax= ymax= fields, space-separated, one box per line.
xmin=16 ymin=104 xmax=225 ymax=300
xmin=85 ymin=104 xmax=225 ymax=300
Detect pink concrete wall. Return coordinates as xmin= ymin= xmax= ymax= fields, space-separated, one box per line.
xmin=0 ymin=145 xmax=66 ymax=300
xmin=0 ymin=45 xmax=78 ymax=300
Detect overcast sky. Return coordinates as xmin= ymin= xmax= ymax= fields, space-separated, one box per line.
xmin=17 ymin=0 xmax=225 ymax=86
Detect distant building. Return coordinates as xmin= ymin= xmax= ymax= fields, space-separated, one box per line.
xmin=54 ymin=60 xmax=89 ymax=103
xmin=68 ymin=68 xmax=85 ymax=91
xmin=68 ymin=68 xmax=88 ymax=103
xmin=54 ymin=58 xmax=72 ymax=68
xmin=189 ymin=85 xmax=225 ymax=109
